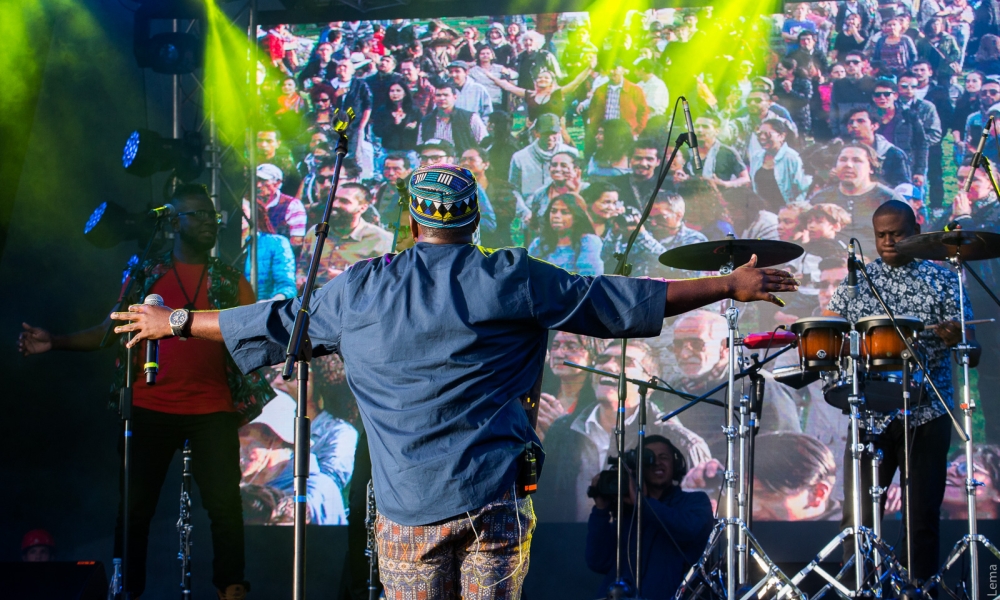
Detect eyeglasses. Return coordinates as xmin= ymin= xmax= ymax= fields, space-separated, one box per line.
xmin=420 ymin=153 xmax=449 ymax=162
xmin=316 ymin=175 xmax=333 ymax=183
xmin=899 ymin=83 xmax=916 ymax=89
xmin=873 ymin=91 xmax=894 ymax=97
xmin=845 ymin=59 xmax=862 ymax=65
xmin=316 ymin=97 xmax=331 ymax=103
xmin=177 ymin=210 xmax=223 ymax=224
xmin=982 ymin=89 xmax=1000 ymax=96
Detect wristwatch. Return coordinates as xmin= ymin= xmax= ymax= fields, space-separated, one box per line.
xmin=169 ymin=308 xmax=191 ymax=340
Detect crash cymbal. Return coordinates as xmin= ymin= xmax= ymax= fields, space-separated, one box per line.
xmin=658 ymin=238 xmax=804 ymax=271
xmin=894 ymin=230 xmax=1000 ymax=262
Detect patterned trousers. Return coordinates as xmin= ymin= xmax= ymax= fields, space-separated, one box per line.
xmin=376 ymin=494 xmax=535 ymax=600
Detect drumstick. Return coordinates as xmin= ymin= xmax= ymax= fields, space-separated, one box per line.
xmin=929 ymin=318 xmax=996 ymax=327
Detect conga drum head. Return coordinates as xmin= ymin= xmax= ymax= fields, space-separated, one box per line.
xmin=791 ymin=317 xmax=850 ymax=371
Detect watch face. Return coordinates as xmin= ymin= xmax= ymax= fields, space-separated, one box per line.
xmin=170 ymin=310 xmax=188 ymax=328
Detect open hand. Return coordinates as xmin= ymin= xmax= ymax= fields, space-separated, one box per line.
xmin=728 ymin=254 xmax=799 ymax=306
xmin=18 ymin=323 xmax=52 ymax=356
xmin=111 ymin=304 xmax=174 ymax=348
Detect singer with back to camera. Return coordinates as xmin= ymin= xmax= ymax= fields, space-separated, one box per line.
xmin=823 ymin=200 xmax=980 ymax=585
xmin=18 ymin=184 xmax=270 ymax=600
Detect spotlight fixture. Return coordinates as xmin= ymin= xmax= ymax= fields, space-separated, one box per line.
xmin=83 ymin=201 xmax=148 ymax=249
xmin=122 ymin=129 xmax=204 ymax=182
xmin=132 ymin=2 xmax=205 ymax=74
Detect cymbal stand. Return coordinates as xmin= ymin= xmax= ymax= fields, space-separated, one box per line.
xmin=675 ymin=250 xmax=807 ymax=600
xmin=778 ymin=332 xmax=909 ymax=599
xmin=924 ymin=255 xmax=1000 ymax=599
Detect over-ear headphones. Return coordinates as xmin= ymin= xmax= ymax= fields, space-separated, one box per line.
xmin=641 ymin=434 xmax=688 ymax=482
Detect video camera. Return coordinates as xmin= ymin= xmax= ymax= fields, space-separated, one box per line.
xmin=586 ymin=447 xmax=655 ymax=500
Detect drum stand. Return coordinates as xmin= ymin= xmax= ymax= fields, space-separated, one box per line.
xmin=674 ymin=297 xmax=807 ymax=600
xmin=779 ymin=332 xmax=909 ymax=599
xmin=924 ymin=256 xmax=1000 ymax=600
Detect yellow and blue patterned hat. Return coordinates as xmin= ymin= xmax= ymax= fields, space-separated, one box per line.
xmin=407 ymin=164 xmax=480 ymax=229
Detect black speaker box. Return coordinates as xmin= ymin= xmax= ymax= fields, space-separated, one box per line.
xmin=0 ymin=561 xmax=107 ymax=599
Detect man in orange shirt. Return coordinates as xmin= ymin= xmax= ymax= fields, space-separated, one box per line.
xmin=585 ymin=58 xmax=650 ymax=139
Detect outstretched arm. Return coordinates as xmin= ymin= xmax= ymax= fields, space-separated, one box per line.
xmin=664 ymin=254 xmax=798 ymax=317
xmin=18 ymin=315 xmax=115 ymax=355
xmin=111 ymin=306 xmax=223 ymax=347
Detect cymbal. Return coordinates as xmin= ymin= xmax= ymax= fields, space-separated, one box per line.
xmin=894 ymin=230 xmax=1000 ymax=262
xmin=658 ymin=238 xmax=805 ymax=271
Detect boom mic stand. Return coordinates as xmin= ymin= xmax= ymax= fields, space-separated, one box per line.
xmin=604 ymin=97 xmax=694 ymax=599
xmin=282 ymin=108 xmax=354 ymax=600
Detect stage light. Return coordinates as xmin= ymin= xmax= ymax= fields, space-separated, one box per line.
xmin=83 ymin=201 xmax=146 ymax=249
xmin=122 ymin=129 xmax=204 ymax=182
xmin=132 ymin=1 xmax=205 ymax=75
xmin=138 ymin=31 xmax=203 ymax=74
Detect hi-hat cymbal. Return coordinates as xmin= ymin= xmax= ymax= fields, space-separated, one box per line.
xmin=658 ymin=238 xmax=804 ymax=271
xmin=894 ymin=230 xmax=1000 ymax=261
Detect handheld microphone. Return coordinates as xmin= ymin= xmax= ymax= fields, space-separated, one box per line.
xmin=681 ymin=97 xmax=703 ymax=171
xmin=333 ymin=107 xmax=357 ymax=133
xmin=847 ymin=240 xmax=859 ymax=299
xmin=148 ymin=204 xmax=176 ymax=219
xmin=965 ymin=115 xmax=993 ymax=192
xmin=143 ymin=294 xmax=165 ymax=385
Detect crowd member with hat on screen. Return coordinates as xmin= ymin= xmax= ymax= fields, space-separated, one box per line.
xmin=110 ymin=163 xmax=798 ymax=599
xmin=257 ymin=163 xmax=307 ymax=250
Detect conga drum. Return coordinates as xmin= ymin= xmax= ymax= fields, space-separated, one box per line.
xmin=855 ymin=315 xmax=924 ymax=372
xmin=790 ymin=317 xmax=851 ymax=372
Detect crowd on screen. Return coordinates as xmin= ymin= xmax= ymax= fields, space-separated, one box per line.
xmin=237 ymin=2 xmax=1000 ymax=524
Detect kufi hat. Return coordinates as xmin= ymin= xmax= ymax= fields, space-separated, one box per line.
xmin=408 ymin=164 xmax=480 ymax=229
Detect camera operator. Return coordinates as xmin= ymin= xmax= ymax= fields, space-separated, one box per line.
xmin=585 ymin=435 xmax=714 ymax=600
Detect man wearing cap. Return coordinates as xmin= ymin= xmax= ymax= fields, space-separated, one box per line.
xmin=894 ymin=182 xmax=927 ymax=225
xmin=417 ymin=81 xmax=488 ymax=156
xmin=509 ymin=113 xmax=580 ymax=198
xmin=257 ymin=163 xmax=307 ymax=249
xmin=112 ymin=162 xmax=799 ymax=600
xmin=484 ymin=23 xmax=516 ymax=69
xmin=585 ymin=59 xmax=649 ymax=139
xmin=21 ymin=529 xmax=55 ymax=562
xmin=447 ymin=60 xmax=493 ymax=118
xmin=417 ymin=140 xmax=497 ymax=235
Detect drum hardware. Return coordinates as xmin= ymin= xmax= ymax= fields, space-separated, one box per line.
xmin=663 ymin=238 xmax=807 ymax=600
xmin=779 ymin=330 xmax=911 ymax=599
xmin=896 ymin=231 xmax=1000 ymax=598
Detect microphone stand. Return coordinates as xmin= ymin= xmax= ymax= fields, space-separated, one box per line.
xmin=605 ymin=98 xmax=694 ymax=598
xmin=105 ymin=217 xmax=165 ymax=600
xmin=282 ymin=112 xmax=353 ymax=600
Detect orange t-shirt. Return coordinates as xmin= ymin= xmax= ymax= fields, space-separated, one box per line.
xmin=132 ymin=260 xmax=254 ymax=415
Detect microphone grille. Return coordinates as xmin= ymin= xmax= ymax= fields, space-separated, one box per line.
xmin=143 ymin=294 xmax=164 ymax=307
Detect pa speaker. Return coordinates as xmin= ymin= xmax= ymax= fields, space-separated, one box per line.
xmin=0 ymin=561 xmax=107 ymax=599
